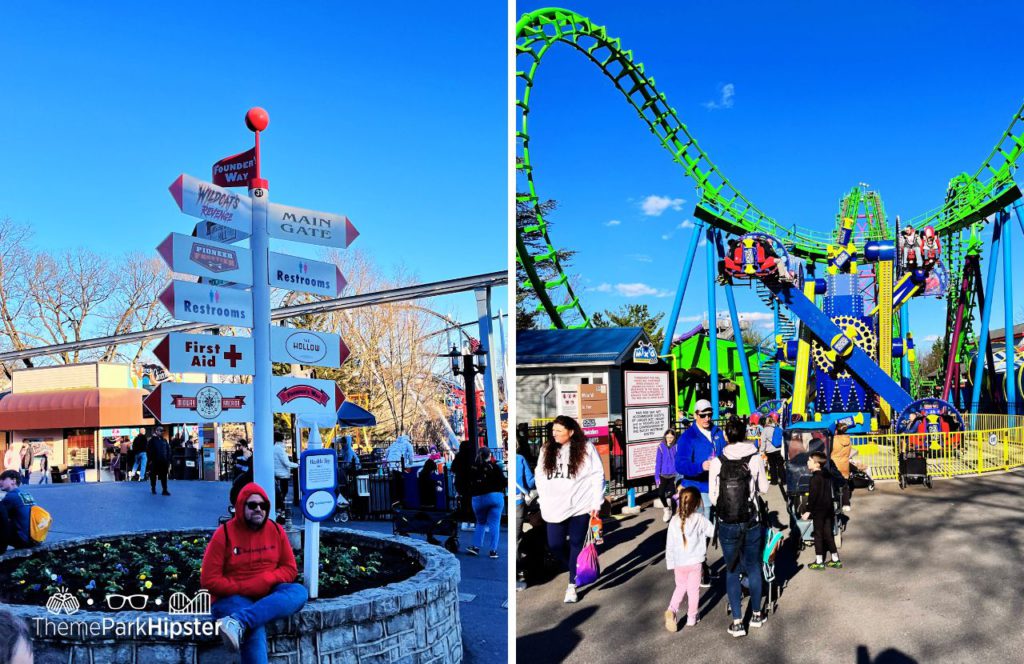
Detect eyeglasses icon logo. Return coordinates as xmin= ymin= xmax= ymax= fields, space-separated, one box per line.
xmin=106 ymin=593 xmax=149 ymax=611
xmin=168 ymin=590 xmax=212 ymax=615
xmin=45 ymin=587 xmax=80 ymax=615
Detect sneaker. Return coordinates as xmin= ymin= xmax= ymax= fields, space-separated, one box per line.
xmin=663 ymin=507 xmax=672 ymax=523
xmin=516 ymin=579 xmax=527 ymax=592
xmin=727 ymin=621 xmax=746 ymax=638
xmin=842 ymin=505 xmax=852 ymax=513
xmin=749 ymin=611 xmax=765 ymax=628
xmin=563 ymin=584 xmax=578 ymax=603
xmin=664 ymin=609 xmax=678 ymax=632
xmin=162 ymin=491 xmax=171 ymax=496
xmin=685 ymin=616 xmax=699 ymax=627
xmin=217 ymin=616 xmax=245 ymax=651
xmin=809 ymin=562 xmax=826 ymax=570
xmin=699 ymin=571 xmax=712 ymax=588
xmin=489 ymin=550 xmax=499 ymax=559
xmin=460 ymin=523 xmax=470 ymax=532
xmin=466 ymin=546 xmax=480 ymax=556
xmin=826 ymin=560 xmax=843 ymax=569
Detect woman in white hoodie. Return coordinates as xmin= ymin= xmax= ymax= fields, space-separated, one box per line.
xmin=535 ymin=415 xmax=605 ymax=604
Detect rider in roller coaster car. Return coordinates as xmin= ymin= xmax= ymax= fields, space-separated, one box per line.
xmin=722 ymin=236 xmax=795 ymax=284
xmin=900 ymin=225 xmax=923 ymax=270
xmin=920 ymin=226 xmax=941 ymax=268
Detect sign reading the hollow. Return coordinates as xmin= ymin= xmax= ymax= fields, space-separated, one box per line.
xmin=267 ymin=201 xmax=359 ymax=249
xmin=157 ymin=233 xmax=253 ymax=286
xmin=144 ymin=383 xmax=254 ymax=424
xmin=270 ymin=325 xmax=349 ymax=368
xmin=169 ymin=174 xmax=251 ymax=235
xmin=159 ymin=281 xmax=253 ymax=328
xmin=153 ymin=333 xmax=254 ymax=375
xmin=271 ymin=376 xmax=344 ymax=417
xmin=268 ymin=251 xmax=346 ymax=297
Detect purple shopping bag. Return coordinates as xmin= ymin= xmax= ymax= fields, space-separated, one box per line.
xmin=575 ymin=534 xmax=600 ymax=586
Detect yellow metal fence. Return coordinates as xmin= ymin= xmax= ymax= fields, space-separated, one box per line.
xmin=851 ymin=414 xmax=1024 ymax=480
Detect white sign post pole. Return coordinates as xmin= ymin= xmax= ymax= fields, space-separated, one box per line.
xmin=247 ymin=109 xmax=275 ymax=510
xmin=475 ymin=287 xmax=500 ymax=452
xmin=304 ymin=423 xmax=322 ymax=599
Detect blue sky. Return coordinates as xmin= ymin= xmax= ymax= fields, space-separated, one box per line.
xmin=0 ymin=2 xmax=506 ymax=345
xmin=516 ymin=0 xmax=1024 ymax=352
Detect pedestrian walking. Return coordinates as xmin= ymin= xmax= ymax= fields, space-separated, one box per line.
xmin=18 ymin=444 xmax=31 ymax=485
xmin=761 ymin=413 xmax=786 ymax=497
xmin=534 ymin=415 xmax=605 ymax=604
xmin=675 ymin=399 xmax=727 ymax=587
xmin=2 ymin=445 xmax=18 ymax=473
xmin=147 ymin=426 xmax=171 ymax=496
xmin=664 ymin=486 xmax=715 ymax=632
xmin=466 ymin=447 xmax=506 ymax=559
xmin=709 ymin=416 xmax=769 ymax=637
xmin=273 ymin=433 xmax=297 ymax=521
xmin=515 ymin=447 xmax=536 ymax=591
xmin=802 ymin=451 xmax=843 ymax=570
xmin=131 ymin=431 xmax=148 ymax=481
xmin=451 ymin=440 xmax=477 ymax=532
xmin=655 ymin=429 xmax=678 ymax=523
xmin=37 ymin=454 xmax=50 ymax=485
xmin=831 ymin=422 xmax=853 ymax=511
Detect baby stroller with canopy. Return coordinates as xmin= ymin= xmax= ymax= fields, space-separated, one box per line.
xmin=783 ymin=423 xmax=844 ymax=550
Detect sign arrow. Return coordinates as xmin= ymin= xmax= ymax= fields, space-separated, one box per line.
xmin=266 ymin=201 xmax=358 ymax=249
xmin=169 ymin=174 xmax=252 ymax=235
xmin=269 ymin=326 xmax=348 ymax=369
xmin=144 ymin=382 xmax=255 ymax=424
xmin=193 ymin=220 xmax=250 ymax=245
xmin=268 ymin=251 xmax=346 ymax=297
xmin=143 ymin=384 xmax=163 ymax=421
xmin=271 ymin=376 xmax=343 ymax=416
xmin=157 ymin=232 xmax=253 ymax=286
xmin=154 ymin=333 xmax=255 ymax=375
xmin=159 ymin=281 xmax=254 ymax=328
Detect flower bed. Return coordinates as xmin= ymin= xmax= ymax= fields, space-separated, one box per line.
xmin=0 ymin=530 xmax=420 ymax=611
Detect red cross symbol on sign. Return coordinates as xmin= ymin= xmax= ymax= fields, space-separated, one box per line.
xmin=223 ymin=344 xmax=243 ymax=368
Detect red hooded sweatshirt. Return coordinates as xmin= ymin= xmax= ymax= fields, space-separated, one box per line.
xmin=201 ymin=483 xmax=298 ymax=603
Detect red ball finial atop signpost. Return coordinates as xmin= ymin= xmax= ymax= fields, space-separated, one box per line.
xmin=245 ymin=107 xmax=270 ymax=133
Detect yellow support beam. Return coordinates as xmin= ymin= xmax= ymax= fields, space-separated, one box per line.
xmin=790 ymin=279 xmax=818 ymax=419
xmin=877 ymin=259 xmax=893 ymax=421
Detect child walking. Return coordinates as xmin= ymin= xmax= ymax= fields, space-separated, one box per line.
xmin=801 ymin=451 xmax=842 ymax=570
xmin=664 ymin=486 xmax=715 ymax=632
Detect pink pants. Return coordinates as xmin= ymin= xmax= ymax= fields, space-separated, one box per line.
xmin=668 ymin=563 xmax=702 ymax=622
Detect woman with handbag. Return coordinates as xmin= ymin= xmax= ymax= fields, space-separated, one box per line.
xmin=535 ymin=415 xmax=605 ymax=604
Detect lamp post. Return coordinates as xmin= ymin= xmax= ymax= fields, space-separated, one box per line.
xmin=449 ymin=345 xmax=488 ymax=447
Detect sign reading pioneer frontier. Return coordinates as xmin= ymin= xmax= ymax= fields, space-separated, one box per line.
xmin=271 ymin=376 xmax=344 ymax=417
xmin=169 ymin=174 xmax=252 ymax=235
xmin=153 ymin=333 xmax=254 ymax=375
xmin=159 ymin=281 xmax=253 ymax=328
xmin=267 ymin=201 xmax=359 ymax=249
xmin=268 ymin=252 xmax=346 ymax=297
xmin=157 ymin=233 xmax=253 ymax=286
xmin=143 ymin=382 xmax=254 ymax=424
xmin=270 ymin=326 xmax=350 ymax=368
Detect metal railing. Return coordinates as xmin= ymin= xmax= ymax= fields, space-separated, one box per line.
xmin=849 ymin=414 xmax=1024 ymax=480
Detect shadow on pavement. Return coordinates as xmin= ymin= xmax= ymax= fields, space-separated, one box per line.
xmin=857 ymin=646 xmax=919 ymax=663
xmin=516 ymin=606 xmax=598 ymax=662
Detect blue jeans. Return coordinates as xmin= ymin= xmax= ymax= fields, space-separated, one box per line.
xmin=700 ymin=492 xmax=713 ymax=522
xmin=132 ymin=452 xmax=147 ymax=479
xmin=472 ymin=492 xmax=504 ymax=551
xmin=717 ymin=521 xmax=763 ymax=620
xmin=211 ymin=582 xmax=308 ymax=663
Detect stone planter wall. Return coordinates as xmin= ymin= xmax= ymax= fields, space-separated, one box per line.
xmin=1 ymin=528 xmax=462 ymax=663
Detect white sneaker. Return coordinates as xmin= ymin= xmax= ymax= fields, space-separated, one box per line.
xmin=663 ymin=507 xmax=672 ymax=523
xmin=563 ymin=584 xmax=578 ymax=603
xmin=842 ymin=505 xmax=852 ymax=513
xmin=217 ymin=617 xmax=245 ymax=651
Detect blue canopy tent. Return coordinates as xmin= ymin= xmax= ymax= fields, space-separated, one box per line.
xmin=336 ymin=400 xmax=376 ymax=428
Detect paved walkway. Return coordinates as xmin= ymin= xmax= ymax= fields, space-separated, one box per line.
xmin=517 ymin=469 xmax=1024 ymax=663
xmin=21 ymin=479 xmax=507 ymax=663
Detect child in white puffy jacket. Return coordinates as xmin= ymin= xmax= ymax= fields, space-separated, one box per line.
xmin=664 ymin=486 xmax=715 ymax=632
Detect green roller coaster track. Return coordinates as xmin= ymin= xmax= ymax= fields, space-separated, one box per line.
xmin=516 ymin=7 xmax=1024 ymax=329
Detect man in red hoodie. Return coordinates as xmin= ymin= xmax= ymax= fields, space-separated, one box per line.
xmin=202 ymin=482 xmax=308 ymax=662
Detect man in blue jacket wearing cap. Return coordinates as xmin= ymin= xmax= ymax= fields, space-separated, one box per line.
xmin=675 ymin=399 xmax=726 ymax=586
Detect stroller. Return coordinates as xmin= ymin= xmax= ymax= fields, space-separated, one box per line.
xmin=898 ymin=438 xmax=932 ymax=489
xmin=724 ymin=525 xmax=786 ymax=618
xmin=783 ymin=424 xmax=845 ymax=550
xmin=392 ymin=470 xmax=460 ymax=553
xmin=848 ymin=464 xmax=875 ymax=492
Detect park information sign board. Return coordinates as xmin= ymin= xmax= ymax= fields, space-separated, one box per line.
xmin=625 ymin=406 xmax=670 ymax=443
xmin=624 ymin=371 xmax=670 ymax=407
xmin=157 ymin=232 xmax=254 ymax=286
xmin=626 ymin=441 xmax=661 ymax=481
xmin=143 ymin=382 xmax=254 ymax=424
xmin=153 ymin=333 xmax=254 ymax=375
xmin=300 ymin=449 xmax=337 ymax=492
xmin=159 ymin=281 xmax=254 ymax=328
xmin=270 ymin=326 xmax=349 ymax=368
xmin=268 ymin=251 xmax=346 ymax=297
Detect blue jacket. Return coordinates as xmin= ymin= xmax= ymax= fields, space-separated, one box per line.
xmin=515 ymin=455 xmax=535 ymax=506
xmin=674 ymin=424 xmax=727 ymax=493
xmin=1 ymin=487 xmax=34 ymax=548
xmin=654 ymin=442 xmax=676 ymax=485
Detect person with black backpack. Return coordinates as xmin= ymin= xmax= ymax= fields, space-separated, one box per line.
xmin=708 ymin=416 xmax=768 ymax=638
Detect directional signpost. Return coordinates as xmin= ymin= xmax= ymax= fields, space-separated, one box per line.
xmin=267 ymin=202 xmax=359 ymax=249
xmin=157 ymin=233 xmax=254 ymax=286
xmin=153 ymin=333 xmax=254 ymax=375
xmin=169 ymin=174 xmax=252 ymax=235
xmin=158 ymin=281 xmax=254 ymax=328
xmin=270 ymin=325 xmax=350 ymax=368
xmin=143 ymin=383 xmax=254 ymax=424
xmin=193 ymin=220 xmax=250 ymax=245
xmin=268 ymin=252 xmax=346 ymax=297
xmin=272 ymin=376 xmax=345 ymax=418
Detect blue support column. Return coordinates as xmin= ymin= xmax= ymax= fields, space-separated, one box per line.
xmin=971 ymin=217 xmax=1004 ymax=414
xmin=714 ymin=231 xmax=757 ymax=414
xmin=706 ymin=227 xmax=719 ymax=419
xmin=901 ymin=305 xmax=912 ymax=393
xmin=661 ymin=224 xmax=705 ymax=356
xmin=773 ymin=300 xmax=781 ymax=401
xmin=1002 ymin=209 xmax=1016 ymax=416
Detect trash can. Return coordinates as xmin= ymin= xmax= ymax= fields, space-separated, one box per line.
xmin=184 ymin=449 xmax=199 ymax=480
xmin=69 ymin=466 xmax=86 ymax=483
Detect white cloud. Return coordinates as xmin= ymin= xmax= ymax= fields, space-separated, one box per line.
xmin=605 ymin=219 xmax=621 ymax=227
xmin=703 ymin=83 xmax=735 ymax=110
xmin=641 ymin=195 xmax=686 ymax=216
xmin=679 ymin=219 xmax=695 ymax=229
xmin=627 ymin=254 xmax=653 ymax=263
xmin=590 ymin=283 xmax=612 ymax=293
xmin=738 ymin=312 xmax=774 ymax=324
xmin=612 ymin=283 xmax=674 ymax=298
xmin=662 ymin=234 xmax=672 ymax=241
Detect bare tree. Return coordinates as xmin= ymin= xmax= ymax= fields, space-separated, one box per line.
xmin=99 ymin=253 xmax=173 ymax=363
xmin=0 ymin=218 xmax=36 ymax=377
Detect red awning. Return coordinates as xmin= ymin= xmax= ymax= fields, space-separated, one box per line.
xmin=0 ymin=388 xmax=153 ymax=430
